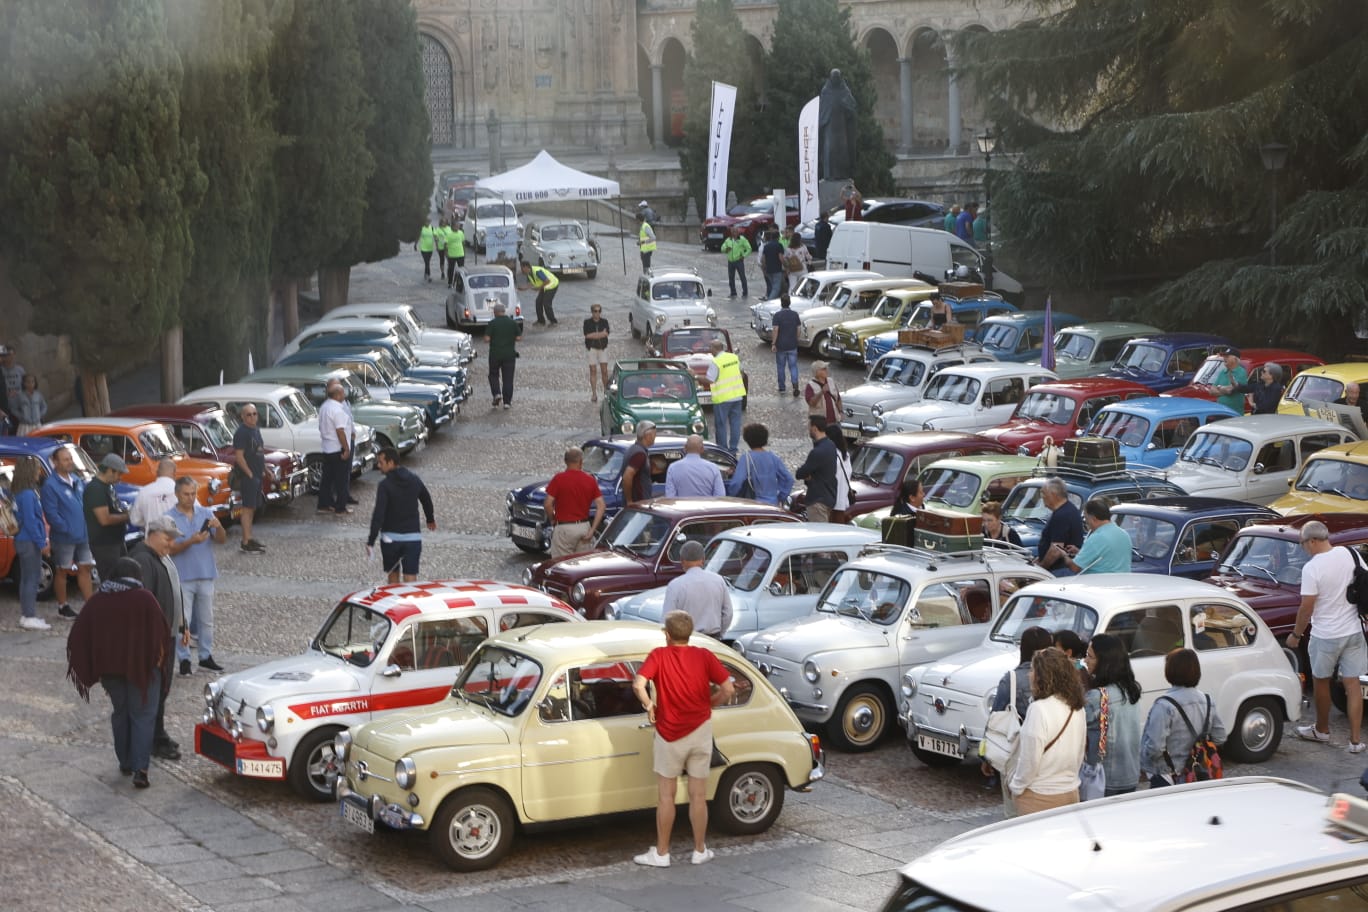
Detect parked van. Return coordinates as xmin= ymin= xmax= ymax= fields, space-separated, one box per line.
xmin=823 ymin=222 xmax=1023 ymax=296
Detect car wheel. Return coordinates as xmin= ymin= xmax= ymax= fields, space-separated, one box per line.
xmin=288 ymin=726 xmax=343 ymax=802
xmin=37 ymin=554 xmax=55 ymax=601
xmin=429 ymin=786 xmax=515 ymax=872
xmin=909 ymin=742 xmax=962 ymax=768
xmin=812 ymin=332 xmax=833 ymax=359
xmin=305 ymin=456 xmax=323 ymax=493
xmin=711 ymin=763 xmax=785 ymax=835
xmin=826 ymin=684 xmax=891 ymax=752
xmin=1224 ymin=696 xmax=1283 ymax=763
xmin=586 ymin=268 xmax=597 ymax=279
xmin=375 ymin=434 xmax=393 ymax=453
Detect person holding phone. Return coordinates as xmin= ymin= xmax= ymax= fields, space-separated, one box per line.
xmin=166 ymin=477 xmax=226 ymax=677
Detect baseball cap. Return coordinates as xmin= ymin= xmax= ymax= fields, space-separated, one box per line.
xmin=1221 ymin=346 xmax=1241 ymax=358
xmin=143 ymin=515 xmax=180 ymax=537
xmin=0 ymin=345 xmax=11 ymax=355
xmin=812 ymin=360 xmax=829 ymax=371
xmin=99 ymin=453 xmax=129 ymax=474
xmin=638 ymin=200 xmax=648 ymax=207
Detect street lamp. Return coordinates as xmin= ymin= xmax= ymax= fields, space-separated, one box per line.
xmin=1260 ymin=142 xmax=1289 ymax=267
xmin=976 ymin=128 xmax=997 ymax=289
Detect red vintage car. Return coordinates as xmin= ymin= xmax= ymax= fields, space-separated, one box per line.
xmin=1166 ymin=348 xmax=1324 ymax=411
xmin=110 ymin=403 xmax=308 ymax=509
xmin=524 ymin=497 xmax=798 ymax=619
xmin=979 ymin=377 xmax=1155 ymax=456
xmin=699 ymin=194 xmax=801 ymax=251
xmin=649 ymin=326 xmax=751 ymax=407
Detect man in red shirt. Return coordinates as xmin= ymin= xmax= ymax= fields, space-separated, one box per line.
xmin=631 ymin=610 xmax=735 ymax=867
xmin=544 ymin=446 xmax=606 ymax=559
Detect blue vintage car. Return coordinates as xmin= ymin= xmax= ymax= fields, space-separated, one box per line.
xmin=1111 ymin=496 xmax=1280 ymax=579
xmin=1086 ymin=397 xmax=1239 ymax=468
xmin=273 ymin=347 xmax=460 ymax=429
xmin=1100 ymin=332 xmax=1232 ymax=393
xmin=863 ymin=294 xmax=1019 ymax=364
xmin=975 ymin=310 xmax=1084 ymax=363
xmin=504 ymin=434 xmax=737 ymax=553
xmin=1000 ymin=464 xmax=1188 ymax=554
xmin=280 ymin=338 xmax=472 ymax=406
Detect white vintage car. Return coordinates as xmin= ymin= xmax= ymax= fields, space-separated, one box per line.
xmin=901 ymin=574 xmax=1301 ymax=769
xmin=322 ymin=301 xmax=475 ymax=365
xmin=798 ymin=276 xmax=922 ymax=356
xmin=445 ymin=265 xmax=522 ymax=331
xmin=194 ymin=581 xmax=580 ymax=800
xmin=749 ymin=269 xmax=879 ymax=342
xmin=841 ymin=344 xmax=998 ymax=437
xmin=522 ymin=217 xmax=598 ymax=278
xmin=627 ymin=267 xmax=717 ymax=348
xmin=880 ymin=363 xmax=1058 ymax=434
xmin=735 ymin=544 xmax=1052 ymax=752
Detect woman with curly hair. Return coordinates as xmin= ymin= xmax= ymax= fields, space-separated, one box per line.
xmin=1008 ymin=646 xmax=1087 ymax=815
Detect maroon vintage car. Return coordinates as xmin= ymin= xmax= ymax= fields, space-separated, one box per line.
xmin=110 ymin=403 xmax=308 ymax=508
xmin=649 ymin=326 xmax=751 ymax=407
xmin=979 ymin=377 xmax=1154 ymax=456
xmin=1166 ymin=348 xmax=1324 ymax=411
xmin=789 ymin=431 xmax=1012 ymax=519
xmin=524 ymin=497 xmax=799 ymax=619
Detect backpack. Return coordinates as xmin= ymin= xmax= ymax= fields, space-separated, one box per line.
xmin=1344 ymin=547 xmax=1368 ymax=618
xmin=1161 ymin=694 xmax=1223 ymax=783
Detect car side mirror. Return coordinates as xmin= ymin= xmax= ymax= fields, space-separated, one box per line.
xmin=126 ymin=450 xmax=143 ymax=465
xmin=1146 ymin=442 xmax=1157 ymax=450
xmin=1210 ymin=551 xmax=1221 ymax=562
xmin=981 ymin=394 xmax=992 ymax=408
xmin=380 ymin=664 xmax=401 ymax=678
xmin=768 ymin=581 xmax=784 ymax=596
xmin=1253 ymin=463 xmax=1266 ymax=475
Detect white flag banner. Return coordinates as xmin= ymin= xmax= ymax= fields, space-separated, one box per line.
xmin=772 ymin=189 xmax=786 ymax=230
xmin=797 ymin=95 xmax=820 ymax=223
xmin=705 ymin=81 xmax=737 ymax=219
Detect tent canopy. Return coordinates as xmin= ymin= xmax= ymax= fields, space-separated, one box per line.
xmin=476 ymin=150 xmax=620 ymax=203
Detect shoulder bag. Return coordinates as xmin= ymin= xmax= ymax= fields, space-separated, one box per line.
xmin=982 ymin=671 xmax=1022 ymax=771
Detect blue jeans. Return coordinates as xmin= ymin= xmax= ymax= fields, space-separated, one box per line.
xmin=727 ymin=259 xmax=748 ymax=296
xmin=15 ymin=539 xmax=41 ymax=618
xmin=775 ymin=348 xmax=799 ymax=391
xmin=765 ymin=271 xmax=783 ymax=299
xmin=103 ymin=669 xmax=160 ymax=773
xmin=176 ymin=579 xmax=215 ymax=662
xmin=713 ymin=400 xmax=743 ymax=456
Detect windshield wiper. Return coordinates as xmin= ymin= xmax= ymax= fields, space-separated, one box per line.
xmin=1245 ymin=564 xmax=1278 ymax=583
xmin=1217 ymin=562 xmax=1245 ymax=579
xmin=1198 ymin=456 xmax=1223 ymax=467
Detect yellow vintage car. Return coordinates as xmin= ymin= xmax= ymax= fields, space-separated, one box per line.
xmin=1269 ymin=441 xmax=1368 ymax=515
xmin=1278 ymin=363 xmax=1368 ymax=416
xmin=827 ymin=284 xmax=936 ymax=364
xmin=334 ymin=621 xmax=825 ymax=871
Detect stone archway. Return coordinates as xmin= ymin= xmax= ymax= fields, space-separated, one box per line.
xmin=420 ymin=33 xmax=457 ymax=146
xmin=910 ymin=28 xmax=949 ymax=152
xmin=863 ymin=27 xmax=899 ymax=151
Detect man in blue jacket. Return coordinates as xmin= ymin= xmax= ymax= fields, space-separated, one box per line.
xmin=366 ymin=447 xmax=437 ymax=583
xmin=793 ymin=416 xmax=838 ymax=523
xmin=40 ymin=446 xmax=92 ymax=618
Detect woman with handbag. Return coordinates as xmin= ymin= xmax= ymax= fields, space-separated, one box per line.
xmin=826 ymin=423 xmax=855 ymax=524
xmin=1140 ymin=648 xmax=1228 ymax=789
xmin=1081 ymin=633 xmax=1142 ymax=799
xmin=982 ymin=626 xmax=1053 ymax=816
xmin=725 ymin=423 xmax=794 ymax=506
xmin=1008 ymin=647 xmax=1087 ymax=815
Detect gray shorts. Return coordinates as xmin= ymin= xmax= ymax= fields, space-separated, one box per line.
xmin=586 ymin=347 xmax=609 ymax=365
xmin=52 ymin=541 xmax=94 ymax=568
xmin=653 ymin=720 xmax=712 ymax=779
xmin=1309 ymin=631 xmax=1368 ymax=679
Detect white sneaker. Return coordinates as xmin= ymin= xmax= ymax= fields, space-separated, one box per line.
xmin=19 ymin=616 xmax=50 ymax=631
xmin=1296 ymin=723 xmax=1331 ymax=743
xmin=691 ymin=847 xmax=715 ymax=865
xmin=633 ymin=847 xmax=670 ymax=867
xmin=1350 ymin=742 xmax=1367 ymax=754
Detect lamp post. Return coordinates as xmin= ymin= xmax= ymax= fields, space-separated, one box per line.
xmin=1260 ymin=142 xmax=1289 ymax=267
xmin=976 ymin=128 xmax=997 ymax=289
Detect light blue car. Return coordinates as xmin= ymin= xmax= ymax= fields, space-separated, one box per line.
xmin=976 ymin=310 xmax=1083 ymax=363
xmin=1086 ymin=397 xmax=1240 ymax=468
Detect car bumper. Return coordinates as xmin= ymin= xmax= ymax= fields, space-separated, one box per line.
xmin=351 ymin=442 xmax=377 ymax=475
xmin=195 ymin=722 xmax=286 ymax=780
xmin=903 ymin=713 xmax=978 ymax=761
xmin=505 ymin=513 xmax=551 ymax=551
xmin=337 ymin=784 xmax=424 ymax=831
xmin=830 ymin=339 xmax=865 ymax=363
xmin=394 ymin=425 xmax=428 ymax=456
xmin=265 ymin=469 xmax=309 ymax=505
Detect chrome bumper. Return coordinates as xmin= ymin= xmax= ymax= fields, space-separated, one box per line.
xmin=337 ymin=783 xmax=424 ymax=830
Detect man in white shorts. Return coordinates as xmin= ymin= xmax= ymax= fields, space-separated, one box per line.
xmin=583 ymin=304 xmax=610 ymax=402
xmin=1290 ymin=520 xmax=1367 ymax=752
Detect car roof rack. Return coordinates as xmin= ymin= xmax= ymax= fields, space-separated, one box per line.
xmin=646 ymin=265 xmax=701 ymax=278
xmin=614 ymin=358 xmax=691 ymax=372
xmin=888 ymin=341 xmax=984 ymax=356
xmin=856 ymin=541 xmax=1024 ymax=567
xmin=1029 ymin=463 xmax=1142 ymax=483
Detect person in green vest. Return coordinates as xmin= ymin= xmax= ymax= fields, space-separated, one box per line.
xmin=435 ymin=220 xmax=449 ymax=278
xmin=416 ymin=222 xmax=436 ymax=282
xmin=521 ymin=261 xmax=560 ymax=326
xmin=721 ymin=226 xmax=751 ymax=298
xmin=445 ymin=223 xmax=466 ymax=288
xmin=484 ymin=302 xmax=522 ymax=410
xmin=637 ymin=212 xmax=657 ymax=271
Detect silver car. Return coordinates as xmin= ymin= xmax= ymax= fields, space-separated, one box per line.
xmin=749 ymin=269 xmax=879 ymax=342
xmin=523 ymin=218 xmax=598 ymax=279
xmin=841 ymin=344 xmax=998 ymax=437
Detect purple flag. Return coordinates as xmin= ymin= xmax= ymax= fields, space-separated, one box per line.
xmin=1040 ymin=296 xmax=1056 ymax=371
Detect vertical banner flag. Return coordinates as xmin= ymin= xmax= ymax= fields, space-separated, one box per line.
xmin=772 ymin=189 xmax=787 ymax=236
xmin=1041 ymin=296 xmax=1056 ymax=371
xmin=798 ymin=95 xmax=820 ymax=223
xmin=706 ymin=81 xmax=737 ymax=219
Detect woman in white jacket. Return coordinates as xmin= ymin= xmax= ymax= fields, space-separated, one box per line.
xmin=1009 ymin=646 xmax=1087 ymax=815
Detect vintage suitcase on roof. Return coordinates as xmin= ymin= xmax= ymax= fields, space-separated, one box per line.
xmin=1059 ymin=436 xmax=1125 ymax=474
xmin=881 ymin=514 xmax=917 ymax=548
xmin=898 ymin=323 xmax=967 ymax=346
xmin=913 ymin=508 xmax=983 ymax=552
xmin=940 ymin=281 xmax=985 ymax=299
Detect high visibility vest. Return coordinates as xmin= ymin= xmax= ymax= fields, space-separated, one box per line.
xmin=528 ymin=265 xmax=559 ymax=291
xmin=447 ymin=227 xmax=465 ymax=258
xmin=639 ymin=221 xmax=657 ymax=253
xmin=418 ymin=224 xmax=436 ymax=252
xmin=710 ymin=352 xmax=745 ymax=403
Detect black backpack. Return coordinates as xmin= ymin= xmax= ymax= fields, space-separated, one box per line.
xmin=1344 ymin=547 xmax=1368 ymax=618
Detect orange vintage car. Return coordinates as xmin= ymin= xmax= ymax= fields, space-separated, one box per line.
xmin=29 ymin=417 xmax=238 ymax=519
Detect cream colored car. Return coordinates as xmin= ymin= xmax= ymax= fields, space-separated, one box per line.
xmin=335 ymin=622 xmax=825 ymax=871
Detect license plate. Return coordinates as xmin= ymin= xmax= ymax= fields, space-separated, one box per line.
xmin=561 ymin=267 xmax=584 ymax=275
xmin=341 ymin=799 xmax=375 ymax=834
xmin=916 ymin=732 xmax=962 ymax=759
xmin=236 ymin=757 xmax=283 ymax=778
xmin=292 ymin=482 xmax=306 ymax=499
xmin=511 ymin=524 xmax=541 ymax=543
xmin=1361 ymin=682 xmax=1368 ymax=700
xmin=708 ymin=232 xmax=723 ymax=239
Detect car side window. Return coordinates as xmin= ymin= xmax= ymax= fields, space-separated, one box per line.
xmin=77 ymin=433 xmax=122 ymax=465
xmin=717 ymin=661 xmax=754 ymax=708
xmin=1302 ymin=432 xmax=1348 ymax=460
xmin=668 ymin=519 xmax=743 ymax=561
xmin=1105 ymin=605 xmax=1185 ymax=657
xmin=386 ymin=625 xmax=418 ymax=671
xmin=1171 ymin=347 xmax=1208 ymax=374
xmin=413 ymin=617 xmax=487 ymax=670
xmin=498 ymin=610 xmax=570 ymax=632
xmin=1255 ymin=439 xmax=1297 ymax=473
xmin=569 ymin=662 xmax=642 ymax=720
xmin=1098 ymin=338 xmax=1129 ymax=362
xmin=261 ymin=404 xmax=285 ymax=429
xmin=773 ymin=550 xmax=848 ymax=596
xmin=1152 ymin=418 xmax=1198 ymax=450
xmin=702 ymin=449 xmax=735 ymax=479
xmin=1176 ymin=521 xmax=1240 ymax=564
xmin=913 ymin=580 xmax=989 ymax=628
xmin=1189 ymin=603 xmax=1258 ymax=650
xmin=988 ymin=377 xmax=1024 ymax=407
xmin=984 ymin=474 xmax=1031 ymax=503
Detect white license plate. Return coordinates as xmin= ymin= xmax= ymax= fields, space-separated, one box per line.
xmin=916 ymin=732 xmax=963 ymax=759
xmin=292 ymin=482 xmax=306 ymax=499
xmin=511 ymin=524 xmax=541 ymax=542
xmin=561 ymin=267 xmax=584 ymax=275
xmin=708 ymin=232 xmax=723 ymax=239
xmin=236 ymin=757 xmax=283 ymax=778
xmin=1361 ymin=683 xmax=1368 ymax=700
xmin=341 ymin=800 xmax=375 ymax=834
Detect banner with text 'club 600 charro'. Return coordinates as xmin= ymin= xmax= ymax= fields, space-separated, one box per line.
xmin=798 ymin=96 xmax=820 ymax=224
xmin=706 ymin=81 xmax=738 ymax=220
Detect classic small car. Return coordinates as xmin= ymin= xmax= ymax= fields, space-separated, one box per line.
xmin=605 ymin=524 xmax=880 ymax=640
xmin=750 ymin=269 xmax=880 ymax=342
xmin=880 ymin=363 xmax=1058 ymax=434
xmin=462 ymin=196 xmax=523 ymax=252
xmin=195 ymin=580 xmax=580 ymax=801
xmin=109 ymin=403 xmax=307 ymax=509
xmin=648 ymin=327 xmax=750 ymax=407
xmin=525 ymin=497 xmax=799 ymax=619
xmin=735 ymin=543 xmax=1053 ymax=751
xmin=901 ymin=574 xmax=1301 ymax=767
xmin=280 ymin=340 xmax=471 ymax=411
xmin=247 ymin=365 xmax=428 ymax=457
xmin=841 ymin=344 xmax=999 ymax=437
xmin=504 ymin=434 xmax=737 ymax=553
xmin=1167 ymin=347 xmax=1323 ymax=408
xmin=1269 ymin=441 xmax=1368 ymax=515
xmin=978 ymin=377 xmax=1154 ymax=456
xmin=827 ymin=284 xmax=937 ymax=364
xmin=1085 ymin=397 xmax=1239 ymax=468
xmin=434 ymin=169 xmax=479 ymax=218
xmin=1111 ymin=496 xmax=1280 ymax=578
xmin=699 ymin=193 xmax=800 ymax=249
xmin=974 ymin=310 xmax=1083 ymax=363
xmin=522 ymin=217 xmax=598 ymax=278
xmin=1101 ymin=332 xmax=1232 ymax=392
xmin=325 ymin=301 xmax=475 ymax=365
xmin=800 ymin=276 xmax=924 ymax=356
xmin=627 ymin=267 xmax=717 ymax=348
xmin=445 ymin=265 xmax=522 ymax=331
xmin=1024 ymin=321 xmax=1162 ymax=379
xmin=855 ymin=454 xmax=1041 ymax=531
xmin=1163 ymin=414 xmax=1356 ymax=505
xmin=30 ymin=418 xmax=237 ymax=519
xmin=1279 ymin=362 xmax=1368 ymax=416
xmin=280 ymin=317 xmax=462 ymax=368
xmin=272 ymin=347 xmax=458 ymax=430
xmin=599 ymin=359 xmax=707 ymax=438
xmin=335 ymin=622 xmax=825 ymax=870
xmin=863 ymin=291 xmax=1019 ymax=364
xmin=1000 ymin=463 xmax=1188 ymax=553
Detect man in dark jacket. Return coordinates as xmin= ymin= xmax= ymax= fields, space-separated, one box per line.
xmin=367 ymin=447 xmax=436 ymax=583
xmin=130 ymin=516 xmax=188 ymax=760
xmin=794 ymin=416 xmax=838 ymax=523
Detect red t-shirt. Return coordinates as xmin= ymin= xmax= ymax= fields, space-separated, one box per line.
xmin=544 ymin=469 xmax=603 ymax=523
xmin=638 ymin=644 xmax=730 ymax=742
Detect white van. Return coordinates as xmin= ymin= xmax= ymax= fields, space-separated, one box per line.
xmin=824 ymin=222 xmax=1023 ymax=296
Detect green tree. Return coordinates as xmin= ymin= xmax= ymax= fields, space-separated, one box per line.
xmin=957 ymin=0 xmax=1368 ymax=351
xmin=0 ymin=0 xmax=204 ymax=413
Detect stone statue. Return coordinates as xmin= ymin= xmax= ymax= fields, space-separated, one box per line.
xmin=819 ymin=68 xmax=857 ymax=181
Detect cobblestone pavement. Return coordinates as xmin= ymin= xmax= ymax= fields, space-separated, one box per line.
xmin=2 ymin=226 xmax=1364 ymax=911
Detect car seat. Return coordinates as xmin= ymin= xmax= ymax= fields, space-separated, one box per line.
xmin=965 ymin=587 xmax=993 ymax=624
xmin=1132 ymin=613 xmax=1183 ymax=656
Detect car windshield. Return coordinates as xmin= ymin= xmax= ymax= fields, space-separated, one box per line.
xmin=341 ymin=375 xmax=372 ymax=404
xmin=850 ymin=445 xmax=904 ymax=485
xmin=1178 ymin=431 xmax=1252 ymax=471
xmin=1115 ymin=514 xmax=1179 ymax=560
xmin=1014 ymin=391 xmax=1075 ymax=424
xmin=1189 ymin=357 xmax=1225 ymax=385
xmin=474 ymin=203 xmax=516 ymax=221
xmin=1218 ymin=533 xmax=1309 ymax=585
xmin=1114 ymin=342 xmax=1167 ymax=374
xmin=621 ymin=372 xmax=694 ymax=400
xmin=202 ymin=413 xmax=238 ymax=449
xmin=370 ymin=351 xmax=405 ymax=386
xmin=138 ymin=425 xmax=185 ymax=459
xmin=541 ymin=223 xmax=584 ymax=241
xmin=468 ymin=273 xmax=510 ymax=290
xmin=581 ymin=444 xmax=625 ymax=480
xmin=315 ymin=600 xmax=391 ymax=667
xmin=663 ymin=329 xmax=726 ymax=355
xmin=903 ymin=301 xmax=936 ymax=329
xmin=870 ymin=295 xmax=902 ymax=320
xmin=1054 ymin=332 xmax=1096 ymax=361
xmin=652 ymin=281 xmax=704 ymax=301
xmin=279 ymin=391 xmax=317 ymax=424
xmin=1001 ymin=483 xmax=1083 ymax=526
xmin=602 ymin=508 xmax=672 ymax=557
xmin=1089 ymin=410 xmax=1151 ymax=448
xmin=1294 ymin=457 xmax=1368 ymax=499
xmin=869 ymin=356 xmax=927 ymax=387
xmin=736 ymin=200 xmax=773 ymax=215
xmin=992 ymin=594 xmax=1098 ymax=644
xmin=704 ymin=539 xmax=772 ymax=592
xmin=1286 ymin=373 xmax=1347 ymax=404
xmin=827 ymin=287 xmax=855 ymax=310
xmin=923 ymin=373 xmax=981 ymax=405
xmin=979 ymin=323 xmax=1020 ymax=351
xmin=452 ymin=644 xmax=543 ymax=717
xmin=792 ymin=276 xmax=821 ymax=299
xmin=920 ymin=467 xmax=983 ymax=509
xmin=815 ymin=568 xmax=909 ymax=625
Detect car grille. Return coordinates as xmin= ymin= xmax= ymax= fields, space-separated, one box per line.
xmin=511 ymin=502 xmax=545 ymax=523
xmin=199 ymin=725 xmax=237 ymax=768
xmin=540 ymin=581 xmax=570 ymax=602
xmin=910 ymin=687 xmax=985 ymax=737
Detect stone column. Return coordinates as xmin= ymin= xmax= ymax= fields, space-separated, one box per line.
xmin=946 ymin=49 xmax=962 ymax=155
xmin=897 ymin=56 xmax=914 ymax=154
xmin=651 ymin=64 xmax=664 ymax=148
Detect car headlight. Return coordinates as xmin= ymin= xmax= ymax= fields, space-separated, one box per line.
xmin=571 ymin=582 xmax=586 ymax=604
xmin=706 ymin=309 xmax=717 ymax=326
xmin=204 ymin=680 xmax=222 ymax=707
xmin=691 ymin=418 xmax=706 ymax=434
xmin=506 ymin=490 xmax=516 ymax=507
xmin=875 ymin=417 xmax=886 ymax=432
xmin=982 ymin=690 xmax=998 ymax=714
xmin=521 ymin=566 xmax=534 ymax=585
xmin=1017 ymin=444 xmax=1030 ymax=455
xmin=256 ymin=705 xmax=274 ymax=733
xmin=395 ymin=757 xmax=417 ymax=790
xmin=333 ymin=730 xmax=352 ymax=761
xmin=207 ymin=478 xmax=222 ymax=495
xmin=922 ymin=420 xmax=937 ymax=430
xmin=871 ymin=404 xmax=884 ymax=417
xmin=603 ymin=602 xmax=618 ymax=620
xmin=655 ymin=314 xmax=667 ymax=328
xmin=803 ymin=660 xmax=820 ymax=683
xmin=901 ymin=675 xmax=918 ymax=699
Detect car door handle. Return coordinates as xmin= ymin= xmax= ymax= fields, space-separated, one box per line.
xmin=638 ymin=721 xmax=655 ymax=729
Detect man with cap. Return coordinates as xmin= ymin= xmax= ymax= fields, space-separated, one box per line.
xmin=661 ymin=540 xmax=732 ymax=639
xmin=85 ymin=453 xmax=132 ymax=580
xmin=1210 ymin=347 xmax=1248 ymax=414
xmin=485 ymin=301 xmax=523 ymax=409
xmin=804 ymin=361 xmax=843 ymax=425
xmin=637 ymin=210 xmax=657 ymax=271
xmin=130 ymin=515 xmax=190 ymax=761
xmin=638 ymin=200 xmax=659 ymax=225
xmin=622 ymin=421 xmax=658 ymax=506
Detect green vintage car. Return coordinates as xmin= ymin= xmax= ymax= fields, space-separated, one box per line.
xmin=856 ymin=453 xmax=1040 ymax=538
xmin=828 ymin=284 xmax=936 ymax=365
xmin=247 ymin=365 xmax=428 ymax=456
xmin=599 ymin=359 xmax=708 ymax=438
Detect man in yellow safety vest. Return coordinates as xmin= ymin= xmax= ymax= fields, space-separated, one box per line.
xmin=637 ymin=212 xmax=657 ymax=271
xmin=521 ymin=261 xmax=560 ymax=326
xmin=705 ymin=338 xmax=746 ymax=456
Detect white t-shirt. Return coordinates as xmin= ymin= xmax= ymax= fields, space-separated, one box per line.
xmin=317 ymin=399 xmax=349 ymax=455
xmin=129 ymin=476 xmax=178 ymax=529
xmin=1301 ymin=546 xmax=1361 ymax=639
xmin=834 ymin=453 xmax=852 ymax=512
